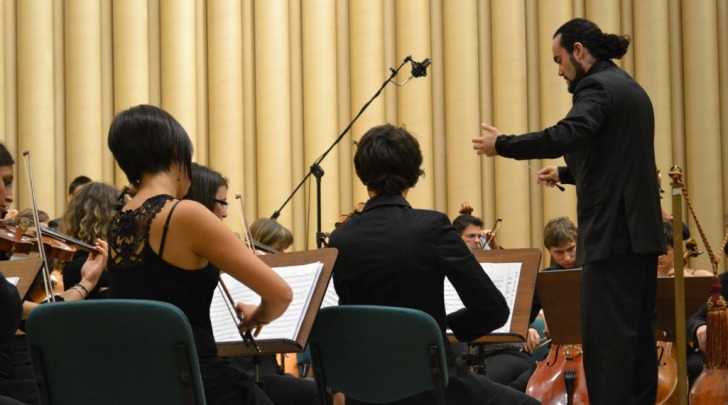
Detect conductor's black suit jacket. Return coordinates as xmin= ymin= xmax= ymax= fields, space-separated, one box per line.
xmin=496 ymin=59 xmax=664 ymax=265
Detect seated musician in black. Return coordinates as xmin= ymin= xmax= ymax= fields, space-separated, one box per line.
xmin=327 ymin=123 xmax=538 ymax=405
xmin=106 ymin=104 xmax=293 ymax=405
xmin=686 ymin=242 xmax=728 ymax=388
xmin=58 ymin=181 xmax=120 ymax=300
xmin=0 ymin=142 xmax=108 ymax=405
xmin=451 ymin=211 xmax=540 ymax=392
xmin=184 ymin=162 xmax=317 ymax=405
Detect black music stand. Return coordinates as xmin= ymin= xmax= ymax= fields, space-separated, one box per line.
xmin=216 ymin=248 xmax=338 ymax=356
xmin=536 ymin=270 xmax=714 ymax=344
xmin=655 ymin=276 xmax=712 ymax=341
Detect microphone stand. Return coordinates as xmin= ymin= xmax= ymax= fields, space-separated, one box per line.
xmin=271 ymin=56 xmax=415 ymax=248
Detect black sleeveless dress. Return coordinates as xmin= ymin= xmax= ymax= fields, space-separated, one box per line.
xmin=107 ymin=194 xmax=273 ymax=405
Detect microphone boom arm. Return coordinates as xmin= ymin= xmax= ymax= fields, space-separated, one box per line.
xmin=271 ymin=56 xmax=415 ymax=248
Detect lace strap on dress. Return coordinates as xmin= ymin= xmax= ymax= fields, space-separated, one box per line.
xmin=158 ymin=199 xmax=182 ymax=258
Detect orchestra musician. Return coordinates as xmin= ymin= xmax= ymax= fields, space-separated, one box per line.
xmin=184 ymin=162 xmax=317 ymax=405
xmin=58 ymin=182 xmax=120 ymax=300
xmin=452 ymin=211 xmax=500 ymax=251
xmin=0 ymin=142 xmax=108 ymax=405
xmin=686 ymin=243 xmax=728 ymax=389
xmin=47 ymin=175 xmax=92 ymax=230
xmin=250 ymin=218 xmax=294 ymax=253
xmin=473 ymin=18 xmax=664 ymax=405
xmin=327 ymin=123 xmax=538 ymax=405
xmin=657 ymin=221 xmax=711 ymax=278
xmin=451 ymin=209 xmax=539 ymax=393
xmin=105 ymin=104 xmax=292 ymax=405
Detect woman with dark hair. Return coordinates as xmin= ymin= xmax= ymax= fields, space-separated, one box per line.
xmin=328 ymin=124 xmax=537 ymax=405
xmin=185 ymin=163 xmax=229 ymax=219
xmin=58 ymin=182 xmax=120 ymax=299
xmin=185 ymin=163 xmax=317 ymax=405
xmin=106 ymin=104 xmax=292 ymax=405
xmin=0 ymin=143 xmax=107 ymax=404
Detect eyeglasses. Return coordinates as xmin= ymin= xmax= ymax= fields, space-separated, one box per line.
xmin=213 ymin=198 xmax=228 ymax=211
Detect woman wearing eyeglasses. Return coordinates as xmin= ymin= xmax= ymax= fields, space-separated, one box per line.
xmin=184 ymin=163 xmax=317 ymax=405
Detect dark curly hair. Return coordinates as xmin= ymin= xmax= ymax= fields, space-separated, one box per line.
xmin=354 ymin=124 xmax=424 ymax=195
xmin=554 ymin=18 xmax=630 ymax=60
xmin=59 ymin=182 xmax=120 ymax=245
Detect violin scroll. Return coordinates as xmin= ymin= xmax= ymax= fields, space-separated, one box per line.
xmin=459 ymin=202 xmax=474 ymax=216
xmin=335 ymin=202 xmax=365 ymax=228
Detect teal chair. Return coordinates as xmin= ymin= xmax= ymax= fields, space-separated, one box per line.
xmin=25 ymin=299 xmax=206 ymax=405
xmin=308 ymin=305 xmax=448 ymax=405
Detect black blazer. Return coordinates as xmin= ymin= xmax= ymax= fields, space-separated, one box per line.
xmin=496 ymin=59 xmax=664 ymax=265
xmin=329 ymin=194 xmax=509 ymax=342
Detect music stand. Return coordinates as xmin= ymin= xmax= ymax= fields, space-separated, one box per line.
xmin=216 ymin=248 xmax=338 ymax=356
xmin=447 ymin=248 xmax=541 ymax=345
xmin=0 ymin=258 xmax=43 ymax=299
xmin=535 ymin=268 xmax=583 ymax=345
xmin=447 ymin=248 xmax=540 ymax=375
xmin=537 ymin=271 xmax=714 ymax=344
xmin=655 ymin=276 xmax=713 ymax=341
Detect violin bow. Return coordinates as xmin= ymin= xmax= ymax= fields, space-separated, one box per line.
xmin=234 ymin=194 xmax=255 ymax=252
xmin=216 ymin=276 xmax=261 ymax=353
xmin=21 ymin=151 xmax=55 ymax=302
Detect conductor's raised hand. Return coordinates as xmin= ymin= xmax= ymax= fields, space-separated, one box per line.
xmin=473 ymin=123 xmax=502 ymax=157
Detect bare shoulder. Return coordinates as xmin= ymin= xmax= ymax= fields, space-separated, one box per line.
xmin=688 ymin=269 xmax=713 ymax=277
xmin=167 ymin=200 xmax=228 ymax=234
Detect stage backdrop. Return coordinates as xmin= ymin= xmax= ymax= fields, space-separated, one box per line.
xmin=0 ymin=0 xmax=725 ymax=270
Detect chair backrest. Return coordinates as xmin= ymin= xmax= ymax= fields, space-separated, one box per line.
xmin=530 ymin=317 xmax=550 ymax=361
xmin=308 ymin=305 xmax=448 ymax=404
xmin=25 ymin=299 xmax=206 ymax=405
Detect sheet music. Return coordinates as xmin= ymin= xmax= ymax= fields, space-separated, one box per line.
xmin=320 ymin=279 xmax=339 ymax=308
xmin=211 ymin=262 xmax=323 ymax=343
xmin=7 ymin=277 xmax=19 ymax=286
xmin=444 ymin=262 xmax=521 ymax=334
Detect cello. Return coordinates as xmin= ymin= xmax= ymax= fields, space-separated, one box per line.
xmin=688 ymin=236 xmax=728 ymax=404
xmin=526 ymin=342 xmax=589 ymax=405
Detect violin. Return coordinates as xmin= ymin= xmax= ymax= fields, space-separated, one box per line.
xmin=318 ymin=202 xmax=365 ymax=247
xmin=0 ymin=219 xmax=36 ymax=256
xmin=335 ymin=202 xmax=365 ymax=228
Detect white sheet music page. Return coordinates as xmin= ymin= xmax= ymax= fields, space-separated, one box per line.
xmin=444 ymin=262 xmax=521 ymax=334
xmin=319 ymin=279 xmax=339 ymax=308
xmin=211 ymin=261 xmax=323 ymax=343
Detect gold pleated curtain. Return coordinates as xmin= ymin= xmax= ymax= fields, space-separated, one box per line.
xmin=1 ymin=0 xmax=726 ymax=270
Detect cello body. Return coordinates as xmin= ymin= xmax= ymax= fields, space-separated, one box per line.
xmin=689 ymin=368 xmax=728 ymax=405
xmin=527 ymin=342 xmax=679 ymax=405
xmin=655 ymin=341 xmax=678 ymax=405
xmin=526 ymin=344 xmax=589 ymax=405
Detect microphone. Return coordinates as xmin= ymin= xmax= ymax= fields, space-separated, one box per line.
xmin=410 ymin=58 xmax=432 ymax=78
xmin=389 ymin=56 xmax=432 ymax=87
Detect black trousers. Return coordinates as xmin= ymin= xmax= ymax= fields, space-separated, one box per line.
xmin=581 ymin=254 xmax=658 ymax=405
